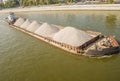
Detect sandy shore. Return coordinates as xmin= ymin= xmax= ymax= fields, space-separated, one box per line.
xmin=0 ymin=4 xmax=120 ymax=13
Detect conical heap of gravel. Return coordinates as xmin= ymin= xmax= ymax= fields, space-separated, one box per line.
xmin=20 ymin=19 xmax=31 ymax=29
xmin=14 ymin=17 xmax=25 ymax=27
xmin=26 ymin=21 xmax=41 ymax=32
xmin=53 ymin=27 xmax=93 ymax=46
xmin=35 ymin=23 xmax=60 ymax=37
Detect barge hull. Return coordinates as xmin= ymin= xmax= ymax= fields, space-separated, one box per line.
xmin=9 ymin=23 xmax=119 ymax=57
xmin=9 ymin=24 xmax=83 ymax=55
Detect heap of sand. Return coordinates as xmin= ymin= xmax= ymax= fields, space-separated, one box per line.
xmin=26 ymin=21 xmax=41 ymax=32
xmin=20 ymin=19 xmax=31 ymax=29
xmin=35 ymin=23 xmax=60 ymax=37
xmin=14 ymin=17 xmax=25 ymax=27
xmin=53 ymin=27 xmax=93 ymax=46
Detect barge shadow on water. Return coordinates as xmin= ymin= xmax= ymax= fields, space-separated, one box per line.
xmin=6 ymin=13 xmax=120 ymax=57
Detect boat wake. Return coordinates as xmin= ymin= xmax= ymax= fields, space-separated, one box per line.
xmin=91 ymin=55 xmax=113 ymax=59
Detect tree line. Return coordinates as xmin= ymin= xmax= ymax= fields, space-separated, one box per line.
xmin=0 ymin=0 xmax=81 ymax=9
xmin=19 ymin=0 xmax=82 ymax=6
xmin=0 ymin=0 xmax=115 ymax=9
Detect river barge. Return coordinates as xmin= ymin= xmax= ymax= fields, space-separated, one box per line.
xmin=6 ymin=13 xmax=119 ymax=57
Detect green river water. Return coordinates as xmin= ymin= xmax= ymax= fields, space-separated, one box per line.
xmin=0 ymin=11 xmax=120 ymax=81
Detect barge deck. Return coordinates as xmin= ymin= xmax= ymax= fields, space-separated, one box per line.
xmin=7 ymin=16 xmax=119 ymax=57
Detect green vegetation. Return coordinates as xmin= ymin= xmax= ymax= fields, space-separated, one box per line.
xmin=19 ymin=0 xmax=77 ymax=6
xmin=0 ymin=0 xmax=116 ymax=9
xmin=0 ymin=0 xmax=18 ymax=9
xmin=0 ymin=0 xmax=80 ymax=9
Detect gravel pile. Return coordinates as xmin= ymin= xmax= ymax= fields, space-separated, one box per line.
xmin=35 ymin=23 xmax=60 ymax=37
xmin=14 ymin=17 xmax=25 ymax=27
xmin=53 ymin=27 xmax=93 ymax=46
xmin=20 ymin=19 xmax=31 ymax=29
xmin=26 ymin=21 xmax=41 ymax=32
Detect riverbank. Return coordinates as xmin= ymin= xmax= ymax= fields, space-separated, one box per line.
xmin=0 ymin=4 xmax=120 ymax=13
